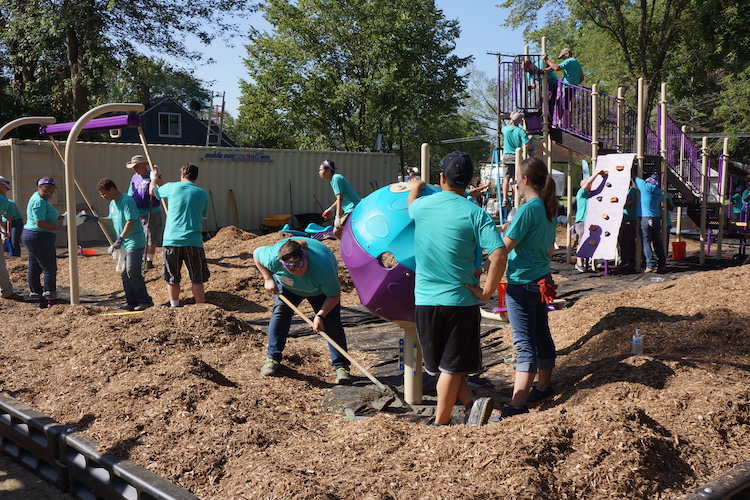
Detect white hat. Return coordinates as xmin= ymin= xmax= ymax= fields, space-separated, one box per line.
xmin=126 ymin=155 xmax=148 ymax=168
xmin=0 ymin=176 xmax=9 ymax=188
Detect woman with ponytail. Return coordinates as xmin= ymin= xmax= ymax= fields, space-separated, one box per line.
xmin=494 ymin=157 xmax=559 ymax=421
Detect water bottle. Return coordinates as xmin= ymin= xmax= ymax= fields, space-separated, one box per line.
xmin=631 ymin=329 xmax=643 ymax=355
xmin=650 ymin=277 xmax=664 ymax=282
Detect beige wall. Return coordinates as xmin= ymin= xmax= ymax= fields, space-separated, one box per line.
xmin=0 ymin=139 xmax=398 ymax=242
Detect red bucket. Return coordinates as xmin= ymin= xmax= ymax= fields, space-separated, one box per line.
xmin=672 ymin=241 xmax=686 ymax=260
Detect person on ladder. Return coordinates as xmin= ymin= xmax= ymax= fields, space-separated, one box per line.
xmin=501 ymin=112 xmax=534 ymax=208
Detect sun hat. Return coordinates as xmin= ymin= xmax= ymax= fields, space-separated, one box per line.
xmin=439 ymin=151 xmax=473 ymax=186
xmin=0 ymin=176 xmax=10 ymax=189
xmin=37 ymin=177 xmax=55 ymax=186
xmin=126 ymin=155 xmax=148 ymax=168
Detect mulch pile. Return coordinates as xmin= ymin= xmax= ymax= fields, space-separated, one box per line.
xmin=0 ymin=225 xmax=748 ymax=499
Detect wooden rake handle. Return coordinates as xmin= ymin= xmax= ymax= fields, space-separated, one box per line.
xmin=278 ymin=294 xmax=385 ymax=390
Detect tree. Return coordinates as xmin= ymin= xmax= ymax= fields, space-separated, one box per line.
xmin=0 ymin=0 xmax=259 ymax=119
xmin=103 ymin=57 xmax=210 ymax=111
xmin=235 ymin=0 xmax=471 ymax=169
xmin=502 ymin=0 xmax=701 ymax=112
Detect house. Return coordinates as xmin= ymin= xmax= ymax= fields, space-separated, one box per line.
xmin=114 ymin=97 xmax=236 ymax=147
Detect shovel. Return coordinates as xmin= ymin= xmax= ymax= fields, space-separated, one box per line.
xmin=278 ymin=294 xmax=385 ymax=390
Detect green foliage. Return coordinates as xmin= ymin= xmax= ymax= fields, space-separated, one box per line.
xmin=0 ymin=0 xmax=258 ymax=120
xmin=234 ymin=0 xmax=471 ymax=167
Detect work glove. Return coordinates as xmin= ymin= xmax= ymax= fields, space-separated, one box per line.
xmin=334 ymin=215 xmax=341 ymax=229
xmin=322 ymin=208 xmax=332 ymax=219
xmin=108 ymin=236 xmax=123 ymax=253
xmin=150 ymin=165 xmax=160 ymax=181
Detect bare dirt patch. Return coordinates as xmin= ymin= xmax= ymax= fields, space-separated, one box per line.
xmin=0 ymin=226 xmax=748 ymax=499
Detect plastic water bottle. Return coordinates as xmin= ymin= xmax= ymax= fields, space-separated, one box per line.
xmin=650 ymin=276 xmax=664 ymax=282
xmin=631 ymin=329 xmax=643 ymax=355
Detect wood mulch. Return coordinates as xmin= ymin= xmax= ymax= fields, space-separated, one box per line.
xmin=0 ymin=225 xmax=748 ymax=499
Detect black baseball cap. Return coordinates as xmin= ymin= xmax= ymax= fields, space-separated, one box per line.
xmin=439 ymin=151 xmax=473 ymax=186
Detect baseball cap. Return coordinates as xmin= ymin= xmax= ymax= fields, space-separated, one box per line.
xmin=126 ymin=155 xmax=147 ymax=168
xmin=439 ymin=151 xmax=473 ymax=186
xmin=645 ymin=173 xmax=660 ymax=185
xmin=510 ymin=112 xmax=525 ymax=124
xmin=558 ymin=48 xmax=572 ymax=59
xmin=0 ymin=176 xmax=10 ymax=188
xmin=38 ymin=177 xmax=55 ymax=186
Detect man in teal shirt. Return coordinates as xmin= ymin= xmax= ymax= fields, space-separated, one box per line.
xmin=636 ymin=174 xmax=667 ymax=272
xmin=97 ymin=178 xmax=152 ymax=310
xmin=150 ymin=163 xmax=210 ymax=307
xmin=501 ymin=112 xmax=534 ymax=206
xmin=408 ymin=151 xmax=507 ymax=427
xmin=542 ymin=48 xmax=584 ymax=128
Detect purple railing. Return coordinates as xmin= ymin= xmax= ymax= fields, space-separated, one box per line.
xmin=659 ymin=108 xmax=702 ymax=194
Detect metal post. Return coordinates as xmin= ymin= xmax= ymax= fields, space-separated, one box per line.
xmin=700 ymin=137 xmax=708 ymax=265
xmin=64 ymin=103 xmax=145 ymax=305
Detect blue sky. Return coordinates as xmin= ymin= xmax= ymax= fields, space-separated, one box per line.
xmin=184 ymin=2 xmax=528 ymax=116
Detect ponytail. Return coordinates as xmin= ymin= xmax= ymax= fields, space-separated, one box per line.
xmin=519 ymin=157 xmax=558 ymax=221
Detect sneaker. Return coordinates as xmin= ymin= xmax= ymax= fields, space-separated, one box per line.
xmin=335 ymin=366 xmax=352 ymax=385
xmin=121 ymin=304 xmax=136 ymax=311
xmin=29 ymin=292 xmax=41 ymax=300
xmin=134 ymin=303 xmax=153 ymax=311
xmin=142 ymin=260 xmax=156 ymax=271
xmin=260 ymin=359 xmax=280 ymax=376
xmin=2 ymin=292 xmax=24 ymax=301
xmin=574 ymin=264 xmax=586 ymax=273
xmin=489 ymin=404 xmax=529 ymax=423
xmin=466 ymin=397 xmax=494 ymax=427
xmin=526 ymin=385 xmax=555 ymax=403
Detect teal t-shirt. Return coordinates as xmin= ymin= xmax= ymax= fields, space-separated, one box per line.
xmin=575 ymin=187 xmax=590 ymax=223
xmin=109 ymin=193 xmax=146 ymax=251
xmin=731 ymin=192 xmax=743 ymax=214
xmin=330 ymin=174 xmax=361 ymax=214
xmin=255 ymin=237 xmax=340 ymax=297
xmin=24 ymin=192 xmax=58 ymax=233
xmin=1 ymin=199 xmax=22 ymax=222
xmin=153 ymin=181 xmax=209 ymax=247
xmin=623 ymin=187 xmax=638 ymax=221
xmin=635 ymin=177 xmax=663 ymax=217
xmin=408 ymin=190 xmax=504 ymax=306
xmin=502 ymin=125 xmax=531 ymax=155
xmin=506 ymin=198 xmax=556 ymax=285
xmin=560 ymin=57 xmax=583 ymax=85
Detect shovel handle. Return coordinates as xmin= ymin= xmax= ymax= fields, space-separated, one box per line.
xmin=278 ymin=294 xmax=385 ymax=390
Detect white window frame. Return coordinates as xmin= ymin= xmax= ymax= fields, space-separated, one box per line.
xmin=158 ymin=112 xmax=182 ymax=138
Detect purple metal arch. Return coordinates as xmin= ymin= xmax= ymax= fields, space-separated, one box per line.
xmin=40 ymin=112 xmax=141 ymax=136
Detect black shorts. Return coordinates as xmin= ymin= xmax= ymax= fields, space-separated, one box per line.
xmin=416 ymin=305 xmax=482 ymax=376
xmin=162 ymin=246 xmax=210 ymax=285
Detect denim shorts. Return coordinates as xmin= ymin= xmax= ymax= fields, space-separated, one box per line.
xmin=506 ymin=274 xmax=556 ymax=373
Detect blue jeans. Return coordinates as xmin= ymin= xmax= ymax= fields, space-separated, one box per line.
xmin=506 ymin=274 xmax=556 ymax=373
xmin=9 ymin=218 xmax=23 ymax=257
xmin=122 ymin=247 xmax=152 ymax=306
xmin=267 ymin=288 xmax=349 ymax=368
xmin=639 ymin=217 xmax=666 ymax=269
xmin=22 ymin=230 xmax=57 ymax=298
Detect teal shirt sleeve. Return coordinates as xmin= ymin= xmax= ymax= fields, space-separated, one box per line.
xmin=255 ymin=241 xmax=284 ymax=274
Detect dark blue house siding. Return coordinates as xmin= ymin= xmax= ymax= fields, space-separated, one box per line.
xmin=115 ymin=98 xmax=235 ymax=147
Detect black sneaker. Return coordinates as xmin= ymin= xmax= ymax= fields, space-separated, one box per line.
xmin=489 ymin=404 xmax=529 ymax=423
xmin=134 ymin=303 xmax=153 ymax=311
xmin=526 ymin=386 xmax=555 ymax=403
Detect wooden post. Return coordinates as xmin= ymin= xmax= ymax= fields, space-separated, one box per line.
xmin=591 ymin=84 xmax=599 ymax=171
xmin=716 ymin=138 xmax=729 ymax=257
xmin=635 ymin=78 xmax=645 ymax=271
xmin=659 ymin=83 xmax=669 ymax=254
